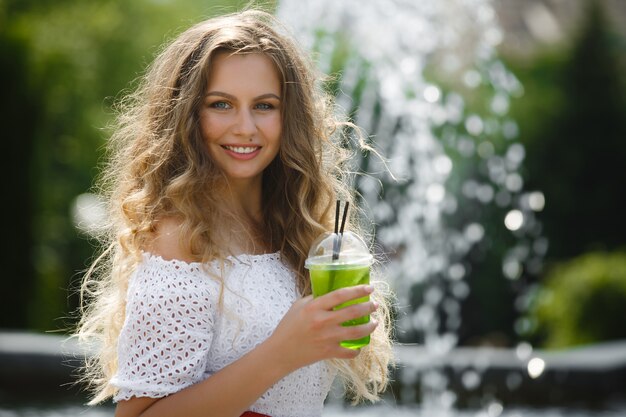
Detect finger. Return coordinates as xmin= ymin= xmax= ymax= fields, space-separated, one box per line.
xmin=334 ymin=319 xmax=379 ymax=342
xmin=316 ymin=285 xmax=374 ymax=311
xmin=331 ymin=300 xmax=378 ymax=324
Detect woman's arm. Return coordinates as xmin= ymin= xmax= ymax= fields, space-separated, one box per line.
xmin=116 ymin=285 xmax=378 ymax=417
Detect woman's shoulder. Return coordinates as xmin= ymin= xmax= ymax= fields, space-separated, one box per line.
xmin=131 ymin=216 xmax=215 ymax=290
xmin=145 ymin=216 xmax=196 ymax=264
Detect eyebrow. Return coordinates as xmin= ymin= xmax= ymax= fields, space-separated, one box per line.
xmin=205 ymin=91 xmax=281 ymax=101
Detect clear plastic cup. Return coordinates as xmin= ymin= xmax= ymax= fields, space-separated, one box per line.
xmin=304 ymin=231 xmax=374 ymax=349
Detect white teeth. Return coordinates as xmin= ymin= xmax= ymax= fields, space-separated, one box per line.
xmin=224 ymin=146 xmax=258 ymax=154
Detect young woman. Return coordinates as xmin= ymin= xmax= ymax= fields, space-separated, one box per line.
xmin=77 ymin=9 xmax=393 ymax=417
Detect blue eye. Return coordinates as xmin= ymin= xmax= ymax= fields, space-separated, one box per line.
xmin=210 ymin=101 xmax=231 ymax=110
xmin=255 ymin=103 xmax=273 ymax=110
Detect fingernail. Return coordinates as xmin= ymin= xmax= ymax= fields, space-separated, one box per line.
xmin=373 ymin=301 xmax=380 ymax=309
xmin=365 ymin=285 xmax=374 ymax=293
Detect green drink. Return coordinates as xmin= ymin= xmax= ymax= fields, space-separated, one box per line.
xmin=309 ymin=262 xmax=371 ymax=348
xmin=305 ymin=231 xmax=373 ymax=349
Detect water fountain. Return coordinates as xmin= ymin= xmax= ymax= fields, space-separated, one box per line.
xmin=276 ymin=0 xmax=547 ymax=414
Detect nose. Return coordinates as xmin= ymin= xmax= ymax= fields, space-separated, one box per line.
xmin=233 ymin=109 xmax=257 ymax=137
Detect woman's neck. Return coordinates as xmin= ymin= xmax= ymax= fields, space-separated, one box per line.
xmin=223 ymin=178 xmax=263 ymax=222
xmin=213 ymin=177 xmax=268 ymax=255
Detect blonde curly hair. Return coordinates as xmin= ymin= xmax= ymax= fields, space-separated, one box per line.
xmin=77 ymin=9 xmax=393 ymax=405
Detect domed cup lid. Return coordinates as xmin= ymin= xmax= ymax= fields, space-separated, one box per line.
xmin=305 ymin=231 xmax=373 ymax=269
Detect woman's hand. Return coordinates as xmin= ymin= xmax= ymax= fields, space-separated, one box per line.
xmin=267 ymin=285 xmax=379 ymax=373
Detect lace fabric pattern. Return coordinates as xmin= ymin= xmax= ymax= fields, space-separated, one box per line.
xmin=111 ymin=252 xmax=336 ymax=417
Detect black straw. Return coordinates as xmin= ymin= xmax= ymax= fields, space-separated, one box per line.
xmin=332 ymin=200 xmax=349 ymax=261
xmin=332 ymin=200 xmax=340 ymax=260
xmin=334 ymin=200 xmax=340 ymax=235
xmin=339 ymin=201 xmax=349 ymax=234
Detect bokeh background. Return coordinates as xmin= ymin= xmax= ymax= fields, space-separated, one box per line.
xmin=1 ymin=0 xmax=626 ymax=414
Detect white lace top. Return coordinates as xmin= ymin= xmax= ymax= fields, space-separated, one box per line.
xmin=111 ymin=252 xmax=336 ymax=417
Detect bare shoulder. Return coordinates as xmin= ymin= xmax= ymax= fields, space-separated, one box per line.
xmin=146 ymin=217 xmax=194 ymax=263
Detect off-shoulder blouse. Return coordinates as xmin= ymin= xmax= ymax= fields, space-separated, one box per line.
xmin=111 ymin=252 xmax=336 ymax=417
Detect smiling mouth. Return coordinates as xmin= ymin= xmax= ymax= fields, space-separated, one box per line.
xmin=222 ymin=145 xmax=261 ymax=154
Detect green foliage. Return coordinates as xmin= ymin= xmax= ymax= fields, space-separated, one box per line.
xmin=499 ymin=0 xmax=626 ymax=348
xmin=527 ymin=251 xmax=626 ymax=348
xmin=507 ymin=0 xmax=626 ymax=261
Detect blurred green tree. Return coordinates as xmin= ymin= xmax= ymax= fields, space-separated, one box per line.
xmin=506 ymin=0 xmax=626 ymax=347
xmin=511 ymin=0 xmax=626 ymax=262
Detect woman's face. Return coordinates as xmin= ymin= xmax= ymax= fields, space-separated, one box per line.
xmin=199 ymin=52 xmax=282 ymax=187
